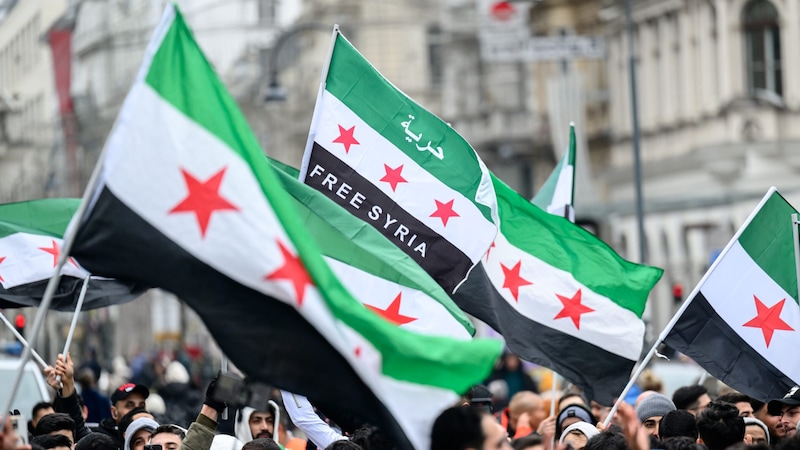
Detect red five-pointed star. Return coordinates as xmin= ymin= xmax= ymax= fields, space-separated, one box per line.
xmin=501 ymin=261 xmax=532 ymax=301
xmin=366 ymin=292 xmax=417 ymax=325
xmin=430 ymin=199 xmax=460 ymax=227
xmin=379 ymin=164 xmax=408 ymax=192
xmin=553 ymin=289 xmax=594 ymax=329
xmin=39 ymin=240 xmax=78 ymax=268
xmin=333 ymin=125 xmax=360 ymax=153
xmin=742 ymin=295 xmax=795 ymax=347
xmin=169 ymin=167 xmax=239 ymax=238
xmin=266 ymin=240 xmax=314 ymax=306
xmin=0 ymin=256 xmax=5 ymax=282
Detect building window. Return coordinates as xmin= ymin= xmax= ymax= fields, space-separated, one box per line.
xmin=258 ymin=0 xmax=276 ymax=25
xmin=743 ymin=0 xmax=781 ymax=96
xmin=427 ymin=25 xmax=443 ymax=87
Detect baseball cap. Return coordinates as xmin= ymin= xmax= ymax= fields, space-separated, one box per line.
xmin=111 ymin=382 xmax=150 ymax=404
xmin=767 ymin=386 xmax=800 ymax=415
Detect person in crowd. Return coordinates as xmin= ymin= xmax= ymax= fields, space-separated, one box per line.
xmin=584 ymin=431 xmax=626 ymax=450
xmin=558 ymin=422 xmax=599 ymax=450
xmin=634 ymin=391 xmax=658 ymax=408
xmin=281 ymin=391 xmax=346 ymax=450
xmin=696 ymin=402 xmax=744 ymax=450
xmin=558 ymin=393 xmax=588 ymax=412
xmin=498 ymin=391 xmax=546 ymax=438
xmin=671 ymin=386 xmax=711 ymax=416
xmin=30 ymin=435 xmax=71 ymax=450
xmin=510 ymin=434 xmax=542 ymax=450
xmin=635 ymin=392 xmax=676 ymax=438
xmin=743 ymin=417 xmax=769 ymax=446
xmin=555 ymin=404 xmax=596 ymax=440
xmin=715 ymin=392 xmax=756 ymax=418
xmin=555 ymin=403 xmax=595 ymax=439
xmin=29 ymin=404 xmax=54 ymax=440
xmin=119 ymin=408 xmax=156 ymax=438
xmin=33 ymin=414 xmax=76 ymax=447
xmin=661 ymin=436 xmax=705 ymax=450
xmin=178 ymin=376 xmax=228 ymax=450
xmin=465 ymin=385 xmax=493 ymax=414
xmin=753 ymin=397 xmax=784 ymax=445
xmin=240 ymin=438 xmax=281 ymax=450
xmin=323 ymin=441 xmax=361 ymax=450
xmin=149 ymin=424 xmax=186 ymax=450
xmin=156 ymin=362 xmax=202 ymax=429
xmin=657 ymin=410 xmax=697 ymax=441
xmin=430 ymin=406 xmax=512 ymax=450
xmin=487 ymin=353 xmax=538 ymax=404
xmin=74 ymin=433 xmax=116 ymax=450
xmin=123 ymin=417 xmax=159 ymax=450
xmin=234 ymin=403 xmax=306 ymax=450
xmin=767 ymin=385 xmax=800 ymax=439
xmin=589 ymin=400 xmax=611 ymax=424
xmin=76 ymin=369 xmax=111 ymax=425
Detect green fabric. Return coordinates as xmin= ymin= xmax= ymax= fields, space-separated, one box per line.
xmin=0 ymin=199 xmax=80 ymax=239
xmin=493 ymin=174 xmax=662 ymax=317
xmin=324 ymin=33 xmax=494 ymax=223
xmin=738 ymin=190 xmax=799 ymax=302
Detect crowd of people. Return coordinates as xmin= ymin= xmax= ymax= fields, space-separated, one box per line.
xmin=1 ymin=351 xmax=799 ymax=450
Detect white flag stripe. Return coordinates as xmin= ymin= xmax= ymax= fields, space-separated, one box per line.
xmin=700 ymin=241 xmax=800 ymax=378
xmin=325 ymin=258 xmax=471 ymax=339
xmin=313 ymin=92 xmax=496 ymax=262
xmin=547 ymin=165 xmax=574 ymax=214
xmin=0 ymin=233 xmax=88 ymax=288
xmin=485 ymin=232 xmax=643 ymax=360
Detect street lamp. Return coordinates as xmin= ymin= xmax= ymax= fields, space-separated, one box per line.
xmin=263 ymin=22 xmax=330 ymax=103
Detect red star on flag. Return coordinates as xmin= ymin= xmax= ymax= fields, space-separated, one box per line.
xmin=333 ymin=125 xmax=360 ymax=153
xmin=485 ymin=241 xmax=496 ymax=261
xmin=553 ymin=289 xmax=594 ymax=329
xmin=354 ymin=346 xmax=362 ymax=357
xmin=743 ymin=295 xmax=795 ymax=347
xmin=500 ymin=261 xmax=532 ymax=301
xmin=0 ymin=256 xmax=5 ymax=282
xmin=39 ymin=240 xmax=78 ymax=268
xmin=266 ymin=240 xmax=314 ymax=306
xmin=169 ymin=167 xmax=239 ymax=238
xmin=379 ymin=164 xmax=408 ymax=192
xmin=366 ymin=292 xmax=417 ymax=325
xmin=430 ymin=199 xmax=460 ymax=227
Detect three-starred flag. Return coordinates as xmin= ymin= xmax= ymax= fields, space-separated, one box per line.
xmin=663 ymin=187 xmax=800 ymax=401
xmin=0 ymin=199 xmax=144 ymax=310
xmin=454 ymin=175 xmax=663 ymax=405
xmin=299 ymin=30 xmax=498 ymax=294
xmin=271 ymin=159 xmax=473 ymax=339
xmin=68 ymin=7 xmax=501 ymax=450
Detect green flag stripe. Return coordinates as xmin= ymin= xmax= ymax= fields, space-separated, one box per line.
xmin=324 ymin=34 xmax=493 ymax=223
xmin=273 ymin=165 xmax=475 ymax=334
xmin=738 ymin=191 xmax=799 ymax=302
xmin=144 ymin=11 xmax=500 ymax=391
xmin=493 ymin=175 xmax=662 ymax=317
xmin=0 ymin=199 xmax=80 ymax=239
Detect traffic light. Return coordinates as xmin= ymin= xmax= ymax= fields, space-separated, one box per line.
xmin=13 ymin=314 xmax=25 ymax=340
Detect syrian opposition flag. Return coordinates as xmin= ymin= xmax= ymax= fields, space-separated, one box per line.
xmin=454 ymin=175 xmax=663 ymax=405
xmin=272 ymin=160 xmax=473 ymax=339
xmin=663 ymin=188 xmax=800 ymax=401
xmin=299 ymin=30 xmax=498 ymax=294
xmin=532 ymin=124 xmax=576 ymax=221
xmin=0 ymin=198 xmax=144 ymax=311
xmin=68 ymin=7 xmax=501 ymax=450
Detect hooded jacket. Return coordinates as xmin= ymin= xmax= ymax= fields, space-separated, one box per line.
xmin=234 ymin=407 xmax=259 ymax=442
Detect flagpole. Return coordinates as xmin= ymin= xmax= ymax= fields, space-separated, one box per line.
xmin=297 ymin=25 xmax=341 ymax=180
xmin=603 ymin=187 xmax=779 ymax=427
xmin=792 ymin=213 xmax=800 ymax=299
xmin=55 ymin=275 xmax=91 ymax=383
xmin=0 ymin=312 xmax=48 ymax=368
xmin=221 ymin=355 xmax=229 ymax=420
xmin=549 ymin=372 xmax=558 ymax=448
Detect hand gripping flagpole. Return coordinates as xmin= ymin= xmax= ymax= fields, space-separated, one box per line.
xmin=0 ymin=312 xmax=48 ymax=368
xmin=602 ymin=187 xmax=780 ymax=427
xmin=56 ymin=274 xmax=92 ymax=383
